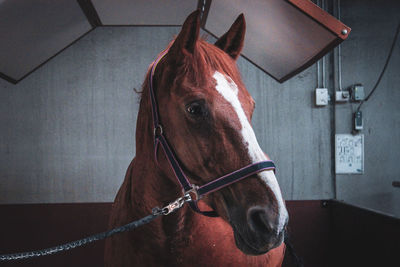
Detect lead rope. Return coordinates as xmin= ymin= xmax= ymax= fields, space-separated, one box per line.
xmin=0 ymin=195 xmax=192 ymax=261
xmin=284 ymin=231 xmax=304 ymax=267
xmin=0 ymin=214 xmax=158 ymax=261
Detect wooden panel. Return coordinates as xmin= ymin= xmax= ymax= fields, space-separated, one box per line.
xmin=0 ymin=203 xmax=111 ymax=267
xmin=205 ymin=0 xmax=351 ymax=82
xmin=288 ymin=0 xmax=350 ymax=39
xmin=329 ymin=201 xmax=400 ymax=267
xmin=283 ymin=200 xmax=332 ymax=267
xmin=1 ymin=201 xmax=397 ymax=266
xmin=92 ymin=0 xmax=198 ymax=25
xmin=0 ymin=201 xmax=330 ymax=267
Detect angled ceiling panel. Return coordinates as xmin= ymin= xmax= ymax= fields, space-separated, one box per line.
xmin=92 ymin=0 xmax=198 ymax=25
xmin=0 ymin=0 xmax=92 ymax=81
xmin=205 ymin=0 xmax=350 ymax=83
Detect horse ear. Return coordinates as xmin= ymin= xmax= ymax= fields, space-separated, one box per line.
xmin=215 ymin=14 xmax=246 ymax=60
xmin=169 ymin=10 xmax=201 ymax=58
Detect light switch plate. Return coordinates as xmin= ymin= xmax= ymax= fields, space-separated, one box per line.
xmin=316 ymin=88 xmax=329 ymax=106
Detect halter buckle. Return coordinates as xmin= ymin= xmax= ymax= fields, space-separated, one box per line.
xmin=154 ymin=125 xmax=163 ymax=137
xmin=184 ymin=185 xmax=200 ymax=202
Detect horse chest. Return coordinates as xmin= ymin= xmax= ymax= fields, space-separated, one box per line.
xmin=168 ymin=215 xmax=285 ymax=267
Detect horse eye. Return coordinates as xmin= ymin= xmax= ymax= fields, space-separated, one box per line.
xmin=186 ymin=102 xmax=205 ymax=117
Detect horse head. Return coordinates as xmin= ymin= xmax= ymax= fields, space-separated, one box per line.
xmin=150 ymin=10 xmax=288 ymax=255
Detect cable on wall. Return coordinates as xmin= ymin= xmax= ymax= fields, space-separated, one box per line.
xmin=317 ymin=54 xmax=321 ymax=88
xmin=357 ymin=21 xmax=400 ymax=112
xmin=337 ymin=0 xmax=343 ymax=91
xmin=321 ymin=0 xmax=326 ymax=88
xmin=316 ymin=0 xmax=322 ymax=88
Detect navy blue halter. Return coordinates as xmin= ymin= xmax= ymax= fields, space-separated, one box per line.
xmin=149 ymin=49 xmax=276 ymax=217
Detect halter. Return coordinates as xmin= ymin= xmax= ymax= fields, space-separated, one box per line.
xmin=149 ymin=50 xmax=276 ymax=217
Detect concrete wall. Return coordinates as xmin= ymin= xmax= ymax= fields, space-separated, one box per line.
xmin=0 ymin=0 xmax=399 ymax=217
xmin=0 ymin=27 xmax=180 ymax=202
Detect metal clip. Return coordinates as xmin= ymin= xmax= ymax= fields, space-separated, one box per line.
xmin=157 ymin=193 xmax=193 ymax=216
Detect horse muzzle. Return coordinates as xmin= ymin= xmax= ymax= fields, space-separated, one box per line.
xmin=232 ymin=205 xmax=287 ymax=255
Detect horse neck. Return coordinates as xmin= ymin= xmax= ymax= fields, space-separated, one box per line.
xmin=134 ymin=88 xmax=155 ymax=159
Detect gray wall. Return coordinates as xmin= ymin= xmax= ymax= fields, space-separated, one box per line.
xmin=0 ymin=0 xmax=399 ymax=218
xmin=0 ymin=27 xmax=180 ymax=202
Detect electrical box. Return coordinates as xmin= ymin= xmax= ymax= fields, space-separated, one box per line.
xmin=335 ymin=134 xmax=364 ymax=174
xmin=315 ymin=88 xmax=329 ymax=106
xmin=351 ymin=84 xmax=365 ymax=101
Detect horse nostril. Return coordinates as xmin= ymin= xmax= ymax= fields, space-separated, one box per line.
xmin=247 ymin=207 xmax=274 ymax=234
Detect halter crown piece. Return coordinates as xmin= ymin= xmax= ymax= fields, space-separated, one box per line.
xmin=149 ymin=50 xmax=276 ymax=217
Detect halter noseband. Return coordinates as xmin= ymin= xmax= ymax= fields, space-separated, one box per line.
xmin=149 ymin=50 xmax=276 ymax=217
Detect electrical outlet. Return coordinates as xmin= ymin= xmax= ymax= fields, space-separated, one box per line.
xmin=335 ymin=90 xmax=350 ymax=102
xmin=315 ymin=88 xmax=329 ymax=106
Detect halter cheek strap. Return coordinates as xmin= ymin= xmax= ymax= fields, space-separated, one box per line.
xmin=149 ymin=50 xmax=276 ymax=217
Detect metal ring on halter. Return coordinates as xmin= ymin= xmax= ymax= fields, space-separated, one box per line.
xmin=154 ymin=125 xmax=163 ymax=137
xmin=184 ymin=185 xmax=200 ymax=201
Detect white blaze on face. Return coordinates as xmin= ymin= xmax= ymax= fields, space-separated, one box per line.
xmin=213 ymin=71 xmax=288 ymax=232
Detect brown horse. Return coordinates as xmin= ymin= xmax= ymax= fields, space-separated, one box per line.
xmin=104 ymin=10 xmax=288 ymax=267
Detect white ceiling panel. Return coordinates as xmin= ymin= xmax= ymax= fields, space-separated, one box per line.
xmin=0 ymin=0 xmax=92 ymax=80
xmin=92 ymin=0 xmax=198 ymax=25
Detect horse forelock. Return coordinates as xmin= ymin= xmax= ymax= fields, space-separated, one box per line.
xmin=140 ymin=38 xmax=244 ymax=97
xmin=190 ymin=39 xmax=243 ymax=87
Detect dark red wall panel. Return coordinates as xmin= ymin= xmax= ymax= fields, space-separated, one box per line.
xmin=0 ymin=203 xmax=111 ymax=267
xmin=0 ymin=201 xmax=398 ymax=267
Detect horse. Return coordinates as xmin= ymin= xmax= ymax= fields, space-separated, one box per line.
xmin=104 ymin=10 xmax=288 ymax=267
